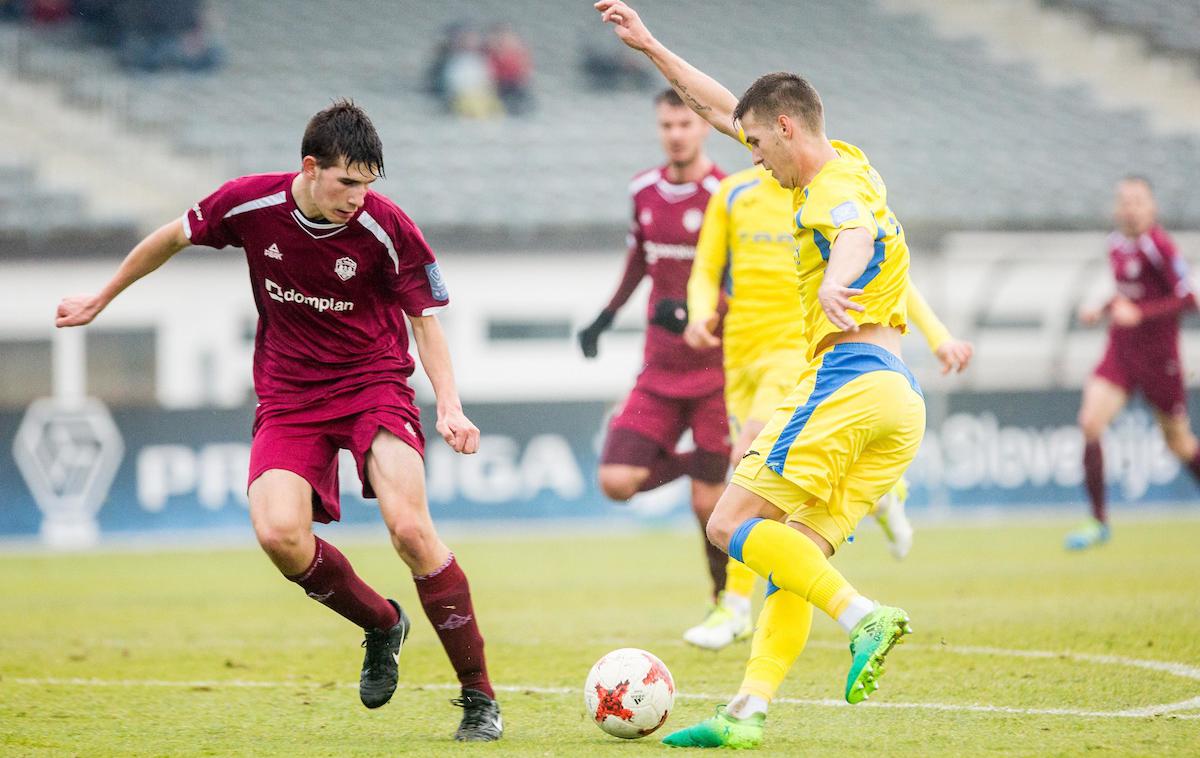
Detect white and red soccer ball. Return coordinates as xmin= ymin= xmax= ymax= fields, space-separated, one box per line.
xmin=584 ymin=648 xmax=675 ymax=739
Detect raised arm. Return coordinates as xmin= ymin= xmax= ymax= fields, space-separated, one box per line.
xmin=56 ymin=218 xmax=191 ymax=328
xmin=409 ymin=313 xmax=480 ymax=454
xmin=595 ymin=0 xmax=739 ymax=139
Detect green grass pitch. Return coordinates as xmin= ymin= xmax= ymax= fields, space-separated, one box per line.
xmin=2 ymin=516 xmax=1198 ymax=756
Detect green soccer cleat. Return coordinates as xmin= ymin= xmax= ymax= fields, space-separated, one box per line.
xmin=1064 ymin=518 xmax=1110 ymax=551
xmin=845 ymin=606 xmax=912 ymax=704
xmin=661 ymin=706 xmax=764 ymax=749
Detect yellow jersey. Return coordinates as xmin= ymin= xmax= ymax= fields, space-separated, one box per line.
xmin=793 ymin=140 xmax=910 ymax=360
xmin=690 ymin=158 xmax=950 ymax=375
xmin=688 ymin=165 xmax=804 ymax=370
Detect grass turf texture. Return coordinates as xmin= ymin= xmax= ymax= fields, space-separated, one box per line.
xmin=2 ymin=517 xmax=1198 ymax=756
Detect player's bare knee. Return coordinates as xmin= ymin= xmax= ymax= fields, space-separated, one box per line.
xmin=598 ymin=468 xmax=639 ymax=501
xmin=704 ymin=514 xmax=734 ymax=552
xmin=254 ymin=520 xmax=309 ymax=562
xmin=1078 ymin=413 xmax=1105 ymax=442
xmin=385 ymin=516 xmax=436 ymax=555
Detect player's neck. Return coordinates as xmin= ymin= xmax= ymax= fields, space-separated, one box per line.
xmin=664 ymin=155 xmax=711 ymax=184
xmin=290 ymin=173 xmax=336 ymax=225
xmin=798 ymin=140 xmax=840 ymax=188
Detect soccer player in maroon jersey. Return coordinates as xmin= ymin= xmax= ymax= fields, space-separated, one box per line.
xmin=578 ymin=88 xmax=732 ymax=626
xmin=55 ymin=101 xmax=503 ymax=741
xmin=1069 ymin=175 xmax=1200 ymax=550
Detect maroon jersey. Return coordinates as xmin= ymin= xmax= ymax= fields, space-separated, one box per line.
xmin=183 ymin=173 xmax=449 ymax=414
xmin=1106 ymin=225 xmax=1194 ymax=356
xmin=605 ymin=164 xmax=725 ymax=398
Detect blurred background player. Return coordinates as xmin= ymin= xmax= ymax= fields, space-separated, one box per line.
xmin=682 ymin=163 xmax=973 ymax=650
xmin=1069 ymin=175 xmax=1200 ymax=551
xmin=577 ymin=88 xmax=731 ymax=622
xmin=598 ymin=0 xmax=929 ymax=747
xmin=54 ymin=101 xmax=502 ymax=742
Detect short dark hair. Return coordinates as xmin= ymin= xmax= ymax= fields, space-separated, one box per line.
xmin=301 ymin=99 xmax=385 ymax=177
xmin=655 ymin=88 xmax=685 ymax=108
xmin=732 ymin=72 xmax=823 ymax=133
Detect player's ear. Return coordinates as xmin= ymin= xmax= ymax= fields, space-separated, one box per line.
xmin=300 ymin=155 xmax=319 ymax=179
xmin=777 ymin=114 xmax=792 ymax=139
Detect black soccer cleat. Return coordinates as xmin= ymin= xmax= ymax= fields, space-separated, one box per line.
xmin=359 ymin=599 xmax=410 ymax=709
xmin=451 ymin=689 xmax=503 ymax=742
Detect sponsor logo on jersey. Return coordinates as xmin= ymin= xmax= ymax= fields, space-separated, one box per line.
xmin=264 ymin=242 xmax=282 ymax=260
xmin=191 ymin=203 xmax=204 ymax=222
xmin=334 ymin=256 xmax=357 ymax=281
xmin=425 ymin=262 xmax=449 ymax=301
xmin=644 ymin=241 xmax=696 ymax=264
xmin=265 ymin=278 xmax=355 ymax=312
xmin=682 ymin=207 xmax=704 ymax=233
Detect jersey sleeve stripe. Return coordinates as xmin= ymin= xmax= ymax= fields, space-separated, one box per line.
xmin=726 ymin=177 xmax=761 ymax=212
xmin=357 ymin=210 xmax=400 ymax=274
xmin=181 ymin=211 xmax=192 ymax=239
xmin=222 ymin=191 xmax=287 ymax=220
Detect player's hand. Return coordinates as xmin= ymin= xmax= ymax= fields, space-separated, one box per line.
xmin=578 ymin=310 xmax=615 ymax=359
xmin=1077 ymin=304 xmax=1104 ymax=326
xmin=55 ymin=294 xmax=106 ymax=328
xmin=436 ymin=407 xmax=479 ymax=454
xmin=817 ymin=282 xmax=865 ymax=332
xmin=1110 ymin=296 xmax=1142 ymax=327
xmin=650 ymin=299 xmax=688 ymax=335
xmin=934 ymin=338 xmax=974 ymax=374
xmin=683 ymin=313 xmax=721 ymax=350
xmin=595 ymin=0 xmax=655 ymax=52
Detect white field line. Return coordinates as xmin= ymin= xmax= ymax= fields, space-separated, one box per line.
xmin=6 ymin=643 xmax=1199 ymax=721
xmin=7 ymin=679 xmax=1198 ymax=721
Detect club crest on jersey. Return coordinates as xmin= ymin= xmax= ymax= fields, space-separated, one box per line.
xmin=682 ymin=208 xmax=704 ymax=233
xmin=1123 ymin=259 xmax=1141 ymax=279
xmin=425 ymin=262 xmax=449 ymax=300
xmin=639 ymin=209 xmax=653 ymax=226
xmin=334 ymin=256 xmax=357 ymax=281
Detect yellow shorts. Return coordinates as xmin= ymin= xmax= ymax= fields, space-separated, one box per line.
xmin=725 ymin=349 xmax=809 ymax=440
xmin=731 ymin=343 xmax=926 ymax=548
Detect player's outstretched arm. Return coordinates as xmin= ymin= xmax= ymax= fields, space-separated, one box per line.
xmin=56 ymin=218 xmax=191 ymax=328
xmin=906 ymin=282 xmax=973 ymax=374
xmin=409 ymin=314 xmax=480 ymax=455
xmin=595 ymin=0 xmax=739 ymax=139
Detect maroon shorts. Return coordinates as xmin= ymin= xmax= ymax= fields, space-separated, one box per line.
xmin=1093 ymin=340 xmax=1187 ymax=417
xmin=603 ymin=381 xmax=730 ymax=461
xmin=248 ymin=387 xmax=424 ymax=523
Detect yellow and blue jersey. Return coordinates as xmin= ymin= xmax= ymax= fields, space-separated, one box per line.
xmin=688 ymin=165 xmax=806 ymax=372
xmin=793 ymin=140 xmax=910 ymax=360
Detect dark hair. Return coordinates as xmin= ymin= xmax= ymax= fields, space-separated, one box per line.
xmin=1121 ymin=174 xmax=1154 ymax=191
xmin=654 ymin=88 xmax=685 ymax=108
xmin=301 ymin=98 xmax=385 ymax=177
xmin=732 ymin=72 xmax=823 ymax=133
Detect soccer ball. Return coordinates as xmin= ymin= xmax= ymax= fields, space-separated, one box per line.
xmin=583 ymin=648 xmax=675 ymax=739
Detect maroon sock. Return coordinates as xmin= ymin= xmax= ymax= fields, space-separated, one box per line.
xmin=1186 ymin=449 xmax=1200 ymax=485
xmin=286 ymin=537 xmax=399 ymax=631
xmin=413 ymin=554 xmax=493 ymax=699
xmin=702 ymin=536 xmax=727 ymax=602
xmin=1083 ymin=441 xmax=1107 ymax=524
xmin=637 ymin=451 xmax=692 ymax=493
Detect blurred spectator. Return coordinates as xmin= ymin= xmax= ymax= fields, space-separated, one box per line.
xmin=27 ymin=0 xmax=72 ymax=24
xmin=580 ymin=30 xmax=653 ymax=91
xmin=485 ymin=22 xmax=533 ymax=115
xmin=438 ymin=25 xmax=502 ymax=119
xmin=115 ymin=0 xmax=224 ymax=73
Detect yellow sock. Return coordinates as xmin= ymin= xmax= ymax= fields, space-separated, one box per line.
xmin=729 ymin=518 xmax=859 ymax=619
xmin=724 ymin=557 xmax=757 ymax=599
xmin=738 ymin=589 xmax=812 ymax=701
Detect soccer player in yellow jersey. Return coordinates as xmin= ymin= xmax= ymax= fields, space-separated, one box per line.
xmin=681 ymin=164 xmax=973 ymax=651
xmin=596 ymin=1 xmax=946 ymax=747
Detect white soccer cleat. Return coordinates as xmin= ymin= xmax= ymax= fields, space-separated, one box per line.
xmin=872 ymin=480 xmax=914 ymax=561
xmin=683 ymin=596 xmax=752 ymax=651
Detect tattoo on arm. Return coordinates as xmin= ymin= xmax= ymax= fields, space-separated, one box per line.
xmin=669 ymin=78 xmax=712 ymax=113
